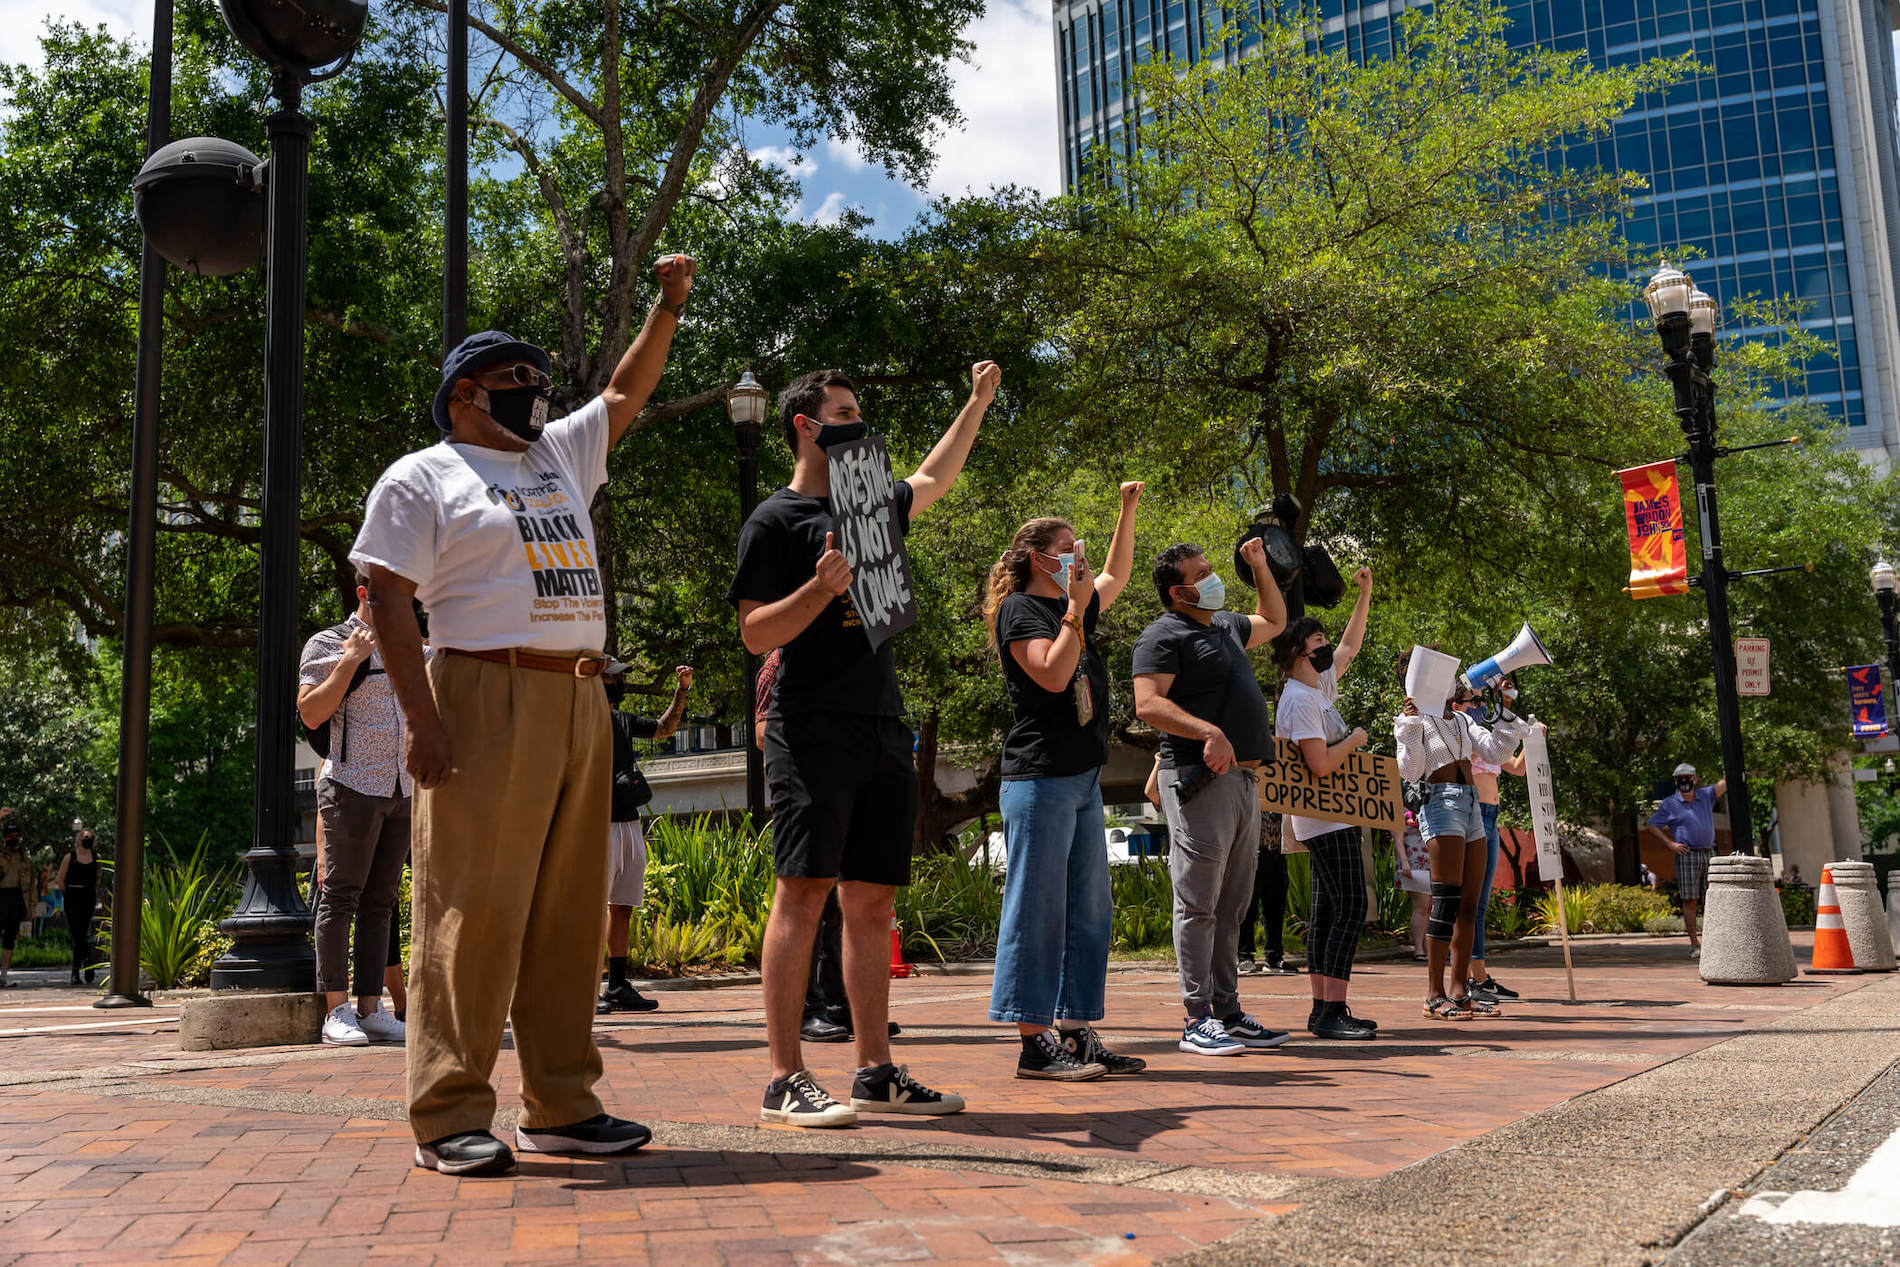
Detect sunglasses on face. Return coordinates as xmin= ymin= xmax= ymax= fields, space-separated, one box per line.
xmin=476 ymin=363 xmax=552 ymax=390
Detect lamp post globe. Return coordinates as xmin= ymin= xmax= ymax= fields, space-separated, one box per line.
xmin=218 ymin=0 xmax=367 ymax=77
xmin=727 ymin=369 xmax=769 ymax=429
xmin=1872 ymin=557 xmax=1898 ymax=595
xmin=132 ymin=137 xmax=266 ymax=276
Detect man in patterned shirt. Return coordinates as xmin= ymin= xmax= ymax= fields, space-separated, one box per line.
xmin=298 ymin=573 xmax=410 ymax=1047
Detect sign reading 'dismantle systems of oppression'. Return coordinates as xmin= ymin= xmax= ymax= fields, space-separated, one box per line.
xmin=827 ymin=436 xmax=918 ymax=650
xmin=1256 ymin=739 xmax=1404 ymax=836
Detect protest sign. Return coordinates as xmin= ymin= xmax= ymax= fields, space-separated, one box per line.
xmin=1256 ymin=739 xmax=1403 ymax=836
xmin=825 ymin=437 xmax=918 ymax=650
xmin=1522 ymin=720 xmax=1576 ymax=1001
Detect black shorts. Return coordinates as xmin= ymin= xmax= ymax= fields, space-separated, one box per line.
xmin=764 ymin=711 xmax=917 ymax=886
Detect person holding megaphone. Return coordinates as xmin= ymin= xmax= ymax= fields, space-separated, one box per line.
xmin=1395 ymin=648 xmax=1531 ymax=1020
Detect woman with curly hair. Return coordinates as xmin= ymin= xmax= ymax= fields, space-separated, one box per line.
xmin=984 ymin=481 xmax=1145 ymax=1081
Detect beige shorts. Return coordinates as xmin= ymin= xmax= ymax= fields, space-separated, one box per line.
xmin=608 ymin=818 xmax=647 ymax=908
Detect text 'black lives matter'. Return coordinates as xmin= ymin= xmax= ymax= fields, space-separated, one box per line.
xmin=826 ymin=436 xmax=918 ymax=650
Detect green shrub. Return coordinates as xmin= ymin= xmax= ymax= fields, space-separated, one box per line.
xmin=1586 ymin=885 xmax=1677 ymax=932
xmin=897 ymin=853 xmax=1004 ymax=961
xmin=1535 ymin=885 xmax=1593 ymax=934
xmin=97 ymin=833 xmax=239 ymax=988
xmin=1643 ymin=914 xmax=1686 ymax=935
xmin=1110 ymin=857 xmax=1173 ymax=952
xmin=1778 ymin=884 xmax=1815 ymax=927
xmin=1487 ymin=889 xmax=1531 ymax=941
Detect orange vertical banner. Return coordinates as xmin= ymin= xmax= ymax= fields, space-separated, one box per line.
xmin=1619 ymin=459 xmax=1690 ymax=598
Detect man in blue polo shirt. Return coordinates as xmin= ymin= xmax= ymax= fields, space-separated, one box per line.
xmin=1644 ymin=762 xmax=1728 ymax=959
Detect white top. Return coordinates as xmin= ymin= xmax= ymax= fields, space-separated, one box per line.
xmin=1275 ymin=669 xmax=1353 ymax=842
xmin=350 ymin=398 xmax=611 ymax=652
xmin=1395 ymin=709 xmax=1528 ymax=782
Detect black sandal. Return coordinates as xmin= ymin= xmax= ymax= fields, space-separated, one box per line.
xmin=1452 ymin=993 xmax=1501 ymax=1018
xmin=1423 ymin=996 xmax=1469 ymax=1021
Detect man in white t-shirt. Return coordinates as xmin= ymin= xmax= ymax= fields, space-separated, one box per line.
xmin=351 ymin=256 xmax=695 ymax=1177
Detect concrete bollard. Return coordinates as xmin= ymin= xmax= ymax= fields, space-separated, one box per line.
xmin=1699 ymin=855 xmax=1798 ymax=985
xmin=1890 ymin=887 xmax=1900 ymax=959
xmin=179 ymin=991 xmax=324 ymax=1051
xmin=1827 ymin=861 xmax=1896 ymax=972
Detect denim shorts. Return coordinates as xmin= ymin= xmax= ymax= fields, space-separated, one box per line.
xmin=1418 ymin=783 xmax=1484 ymax=843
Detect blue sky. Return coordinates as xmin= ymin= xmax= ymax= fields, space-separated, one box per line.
xmin=4 ymin=0 xmax=1063 ymax=239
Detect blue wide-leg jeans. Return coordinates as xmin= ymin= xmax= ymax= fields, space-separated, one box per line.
xmin=989 ymin=768 xmax=1111 ymax=1026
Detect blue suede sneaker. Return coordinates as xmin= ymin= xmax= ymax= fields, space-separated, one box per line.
xmin=1179 ymin=1013 xmax=1246 ymax=1056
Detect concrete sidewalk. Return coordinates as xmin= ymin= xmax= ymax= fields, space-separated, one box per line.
xmin=1 ymin=934 xmax=1893 ymax=1265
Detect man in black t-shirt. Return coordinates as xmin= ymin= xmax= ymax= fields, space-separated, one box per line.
xmin=728 ymin=363 xmax=997 ymax=1127
xmin=1132 ymin=539 xmax=1289 ymax=1057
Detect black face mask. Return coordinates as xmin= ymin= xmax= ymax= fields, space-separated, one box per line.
xmin=482 ymin=384 xmax=551 ymax=442
xmin=1676 ymin=778 xmax=1696 ymax=793
xmin=811 ymin=419 xmax=867 ymax=449
xmin=1307 ymin=644 xmax=1335 ymax=674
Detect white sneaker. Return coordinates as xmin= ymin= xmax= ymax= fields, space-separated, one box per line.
xmin=322 ymin=1003 xmax=369 ymax=1046
xmin=356 ymin=1005 xmax=406 ymax=1045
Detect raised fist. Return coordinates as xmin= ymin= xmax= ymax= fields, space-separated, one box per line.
xmin=971 ymin=360 xmax=1001 ymax=401
xmin=656 ymin=254 xmax=696 ymax=305
xmin=1120 ymin=480 xmax=1145 ymax=506
xmin=674 ymin=666 xmax=694 ymax=690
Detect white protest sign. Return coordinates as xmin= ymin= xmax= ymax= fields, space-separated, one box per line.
xmin=1404 ymin=645 xmax=1460 ymax=717
xmin=825 ymin=436 xmax=918 ymax=649
xmin=1523 ymin=721 xmax=1562 ymax=883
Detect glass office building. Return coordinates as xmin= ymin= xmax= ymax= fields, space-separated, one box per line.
xmin=1053 ymin=0 xmax=1900 ymax=466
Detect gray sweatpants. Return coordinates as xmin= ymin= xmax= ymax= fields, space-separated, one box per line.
xmin=1160 ymin=766 xmax=1259 ymax=1018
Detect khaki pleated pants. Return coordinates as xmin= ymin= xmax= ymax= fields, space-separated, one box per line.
xmin=405 ymin=650 xmax=611 ymax=1143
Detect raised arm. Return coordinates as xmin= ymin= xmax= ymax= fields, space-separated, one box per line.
xmin=650 ymin=667 xmax=693 ymax=742
xmin=1332 ymin=568 xmax=1373 ymax=677
xmin=1092 ymin=482 xmax=1144 ymax=611
xmin=1238 ymin=537 xmax=1287 ymax=650
xmin=601 ymin=255 xmax=695 ymax=448
xmin=906 ymin=361 xmax=998 ymax=516
xmin=297 ymin=626 xmax=375 ymax=728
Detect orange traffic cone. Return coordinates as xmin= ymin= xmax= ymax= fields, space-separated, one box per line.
xmin=889 ymin=916 xmax=914 ymax=979
xmin=1806 ymin=866 xmax=1863 ymax=975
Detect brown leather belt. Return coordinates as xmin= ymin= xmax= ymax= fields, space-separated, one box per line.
xmin=444 ymin=647 xmax=609 ymax=677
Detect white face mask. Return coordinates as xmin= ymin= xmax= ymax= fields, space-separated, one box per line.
xmin=1181 ymin=571 xmax=1225 ymax=611
xmin=1035 ymin=549 xmax=1073 ymax=590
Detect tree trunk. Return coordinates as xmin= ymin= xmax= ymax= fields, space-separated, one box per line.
xmin=912 ymin=708 xmax=1001 ymax=857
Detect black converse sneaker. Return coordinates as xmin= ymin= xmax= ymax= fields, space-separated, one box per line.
xmin=414 ymin=1130 xmax=515 ymax=1176
xmin=1059 ymin=1027 xmax=1147 ymax=1075
xmin=850 ymin=1063 xmax=966 ymax=1115
xmin=761 ymin=1070 xmax=857 ymax=1127
xmin=515 ymin=1114 xmax=652 ymax=1156
xmin=1019 ymin=1030 xmax=1107 ymax=1081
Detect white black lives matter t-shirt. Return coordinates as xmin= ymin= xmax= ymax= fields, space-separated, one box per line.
xmin=350 ymin=398 xmax=610 ymax=652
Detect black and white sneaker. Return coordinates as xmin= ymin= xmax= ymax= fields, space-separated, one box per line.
xmin=1219 ymin=1011 xmax=1292 ymax=1049
xmin=1059 ymin=1027 xmax=1147 ymax=1075
xmin=1472 ymin=975 xmax=1520 ymax=1000
xmin=850 ymin=1063 xmax=965 ymax=1115
xmin=515 ymin=1114 xmax=652 ymax=1156
xmin=1237 ymin=956 xmax=1258 ymax=976
xmin=1260 ymin=956 xmax=1301 ymax=976
xmin=414 ymin=1130 xmax=516 ymax=1176
xmin=1464 ymin=979 xmax=1503 ymax=1006
xmin=1019 ymin=1030 xmax=1107 ymax=1081
xmin=761 ymin=1070 xmax=857 ymax=1128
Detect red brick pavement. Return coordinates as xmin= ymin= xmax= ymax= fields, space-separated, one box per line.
xmin=0 ymin=934 xmax=1869 ymax=1265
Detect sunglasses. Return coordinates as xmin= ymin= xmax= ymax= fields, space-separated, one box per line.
xmin=475 ymin=363 xmax=552 ymax=390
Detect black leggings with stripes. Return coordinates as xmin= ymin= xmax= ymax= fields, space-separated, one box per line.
xmin=1304 ymin=828 xmax=1367 ymax=981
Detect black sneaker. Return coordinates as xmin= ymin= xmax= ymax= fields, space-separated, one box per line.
xmin=414 ymin=1130 xmax=516 ymax=1176
xmin=1464 ymin=978 xmax=1502 ymax=1006
xmin=1237 ymin=956 xmax=1258 ymax=976
xmin=761 ymin=1070 xmax=857 ymax=1128
xmin=1308 ymin=1001 xmax=1376 ymax=1040
xmin=1260 ymin=956 xmax=1301 ymax=976
xmin=1019 ymin=1031 xmax=1107 ymax=1081
xmin=515 ymin=1113 xmax=651 ymax=1156
xmin=597 ymin=982 xmax=659 ymax=1014
xmin=850 ymin=1063 xmax=966 ymax=1115
xmin=1059 ymin=1027 xmax=1147 ymax=1075
xmin=1218 ymin=1012 xmax=1292 ymax=1049
xmin=1337 ymin=1003 xmax=1378 ymax=1032
xmin=800 ymin=1012 xmax=852 ymax=1043
xmin=1474 ymin=976 xmax=1519 ymax=1000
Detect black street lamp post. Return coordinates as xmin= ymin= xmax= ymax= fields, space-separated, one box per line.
xmin=1644 ymin=262 xmax=1756 ymax=856
xmin=111 ymin=5 xmax=269 ymax=1006
xmin=728 ymin=371 xmax=769 ymax=824
xmin=209 ymin=0 xmax=366 ymax=990
xmin=1872 ymin=558 xmax=1900 ymax=719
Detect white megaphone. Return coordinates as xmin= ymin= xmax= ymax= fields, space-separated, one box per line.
xmin=1462 ymin=624 xmax=1553 ymax=720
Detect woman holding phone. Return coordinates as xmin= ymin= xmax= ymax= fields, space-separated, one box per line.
xmin=984 ymin=482 xmax=1145 ymax=1081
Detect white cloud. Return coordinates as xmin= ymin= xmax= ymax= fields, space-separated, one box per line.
xmin=805 ymin=190 xmax=849 ymax=227
xmin=2 ymin=1 xmax=149 ymax=73
xmin=928 ymin=0 xmax=1060 ymax=198
xmin=749 ymin=144 xmax=813 ymax=175
xmin=824 ymin=136 xmax=869 ymax=173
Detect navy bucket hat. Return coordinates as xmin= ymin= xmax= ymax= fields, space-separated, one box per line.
xmin=433 ymin=330 xmax=552 ymax=432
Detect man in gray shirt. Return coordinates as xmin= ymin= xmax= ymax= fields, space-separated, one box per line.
xmin=298 ymin=573 xmax=410 ymax=1047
